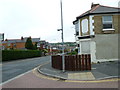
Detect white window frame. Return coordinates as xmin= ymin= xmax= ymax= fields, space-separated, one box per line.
xmin=102 ymin=16 xmax=114 ymax=31
xmin=75 ymin=21 xmax=79 ymax=36
xmin=81 ymin=19 xmax=89 ymax=35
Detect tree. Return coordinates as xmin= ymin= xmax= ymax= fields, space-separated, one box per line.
xmin=33 ymin=42 xmax=38 ymax=50
xmin=25 ymin=37 xmax=34 ymax=50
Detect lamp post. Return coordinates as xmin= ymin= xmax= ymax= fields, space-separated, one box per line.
xmin=57 ymin=0 xmax=65 ymax=72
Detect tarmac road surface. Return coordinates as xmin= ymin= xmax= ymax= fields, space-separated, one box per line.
xmin=1 ymin=56 xmax=50 ymax=83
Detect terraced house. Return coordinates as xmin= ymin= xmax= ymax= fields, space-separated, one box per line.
xmin=2 ymin=37 xmax=40 ymax=50
xmin=73 ymin=3 xmax=120 ymax=62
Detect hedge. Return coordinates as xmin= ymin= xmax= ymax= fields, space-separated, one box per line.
xmin=2 ymin=50 xmax=42 ymax=61
xmin=67 ymin=51 xmax=78 ymax=55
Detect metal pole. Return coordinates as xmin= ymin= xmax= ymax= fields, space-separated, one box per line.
xmin=60 ymin=0 xmax=65 ymax=72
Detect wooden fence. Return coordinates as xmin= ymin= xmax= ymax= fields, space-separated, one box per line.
xmin=51 ymin=54 xmax=91 ymax=71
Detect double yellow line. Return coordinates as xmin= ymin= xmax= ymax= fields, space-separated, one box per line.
xmin=65 ymin=78 xmax=120 ymax=83
xmin=33 ymin=61 xmax=59 ymax=81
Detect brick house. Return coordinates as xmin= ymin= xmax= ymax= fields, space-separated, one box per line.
xmin=73 ymin=4 xmax=120 ymax=62
xmin=38 ymin=40 xmax=49 ymax=50
xmin=2 ymin=37 xmax=40 ymax=50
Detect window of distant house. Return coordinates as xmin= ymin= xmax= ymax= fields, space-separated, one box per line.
xmin=14 ymin=43 xmax=16 ymax=47
xmin=8 ymin=43 xmax=11 ymax=46
xmin=75 ymin=21 xmax=79 ymax=36
xmin=102 ymin=16 xmax=113 ymax=29
xmin=82 ymin=19 xmax=88 ymax=35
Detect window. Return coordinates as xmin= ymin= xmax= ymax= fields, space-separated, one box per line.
xmin=82 ymin=19 xmax=88 ymax=35
xmin=8 ymin=43 xmax=11 ymax=46
xmin=102 ymin=16 xmax=113 ymax=29
xmin=75 ymin=21 xmax=79 ymax=36
xmin=14 ymin=43 xmax=16 ymax=47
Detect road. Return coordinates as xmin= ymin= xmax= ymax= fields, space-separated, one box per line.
xmin=1 ymin=56 xmax=50 ymax=83
xmin=0 ymin=56 xmax=119 ymax=88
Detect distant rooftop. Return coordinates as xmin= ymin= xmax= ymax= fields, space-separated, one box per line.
xmin=2 ymin=37 xmax=40 ymax=43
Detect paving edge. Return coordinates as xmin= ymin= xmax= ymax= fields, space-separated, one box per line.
xmin=37 ymin=68 xmax=67 ymax=80
xmin=37 ymin=62 xmax=120 ymax=81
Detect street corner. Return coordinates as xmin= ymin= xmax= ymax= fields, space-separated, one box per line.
xmin=32 ymin=65 xmax=59 ymax=81
xmin=36 ymin=61 xmax=68 ymax=81
xmin=34 ymin=62 xmax=120 ymax=83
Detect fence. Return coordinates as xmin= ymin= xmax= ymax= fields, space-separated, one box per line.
xmin=51 ymin=54 xmax=91 ymax=71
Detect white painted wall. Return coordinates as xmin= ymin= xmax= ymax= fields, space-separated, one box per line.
xmin=81 ymin=41 xmax=90 ymax=54
xmin=93 ymin=34 xmax=119 ymax=62
xmin=78 ymin=20 xmax=81 ymax=36
xmin=89 ymin=15 xmax=94 ymax=35
xmin=78 ymin=39 xmax=96 ymax=63
xmin=90 ymin=41 xmax=96 ymax=63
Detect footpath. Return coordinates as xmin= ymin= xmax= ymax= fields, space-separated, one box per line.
xmin=38 ymin=60 xmax=120 ymax=81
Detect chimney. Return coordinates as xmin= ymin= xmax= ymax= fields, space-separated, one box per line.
xmin=21 ymin=36 xmax=24 ymax=40
xmin=91 ymin=3 xmax=99 ymax=8
xmin=5 ymin=39 xmax=8 ymax=41
xmin=29 ymin=36 xmax=31 ymax=39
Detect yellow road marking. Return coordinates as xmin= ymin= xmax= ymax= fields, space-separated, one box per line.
xmin=65 ymin=78 xmax=120 ymax=83
xmin=32 ymin=61 xmax=59 ymax=81
xmin=32 ymin=68 xmax=59 ymax=81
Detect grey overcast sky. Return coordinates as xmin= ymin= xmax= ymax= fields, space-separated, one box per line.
xmin=0 ymin=0 xmax=119 ymax=43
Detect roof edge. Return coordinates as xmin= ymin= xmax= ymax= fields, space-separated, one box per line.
xmin=73 ymin=12 xmax=120 ymax=24
xmin=100 ymin=5 xmax=120 ymax=9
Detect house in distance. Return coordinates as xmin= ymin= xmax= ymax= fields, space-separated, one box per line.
xmin=2 ymin=36 xmax=40 ymax=50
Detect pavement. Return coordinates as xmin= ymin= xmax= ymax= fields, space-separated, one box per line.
xmin=1 ymin=69 xmax=119 ymax=88
xmin=38 ymin=60 xmax=120 ymax=81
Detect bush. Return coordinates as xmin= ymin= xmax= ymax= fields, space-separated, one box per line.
xmin=2 ymin=50 xmax=42 ymax=61
xmin=68 ymin=51 xmax=78 ymax=55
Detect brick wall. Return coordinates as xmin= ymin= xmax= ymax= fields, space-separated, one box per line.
xmin=2 ymin=42 xmax=36 ymax=50
xmin=16 ymin=42 xmax=25 ymax=49
xmin=94 ymin=15 xmax=120 ymax=34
